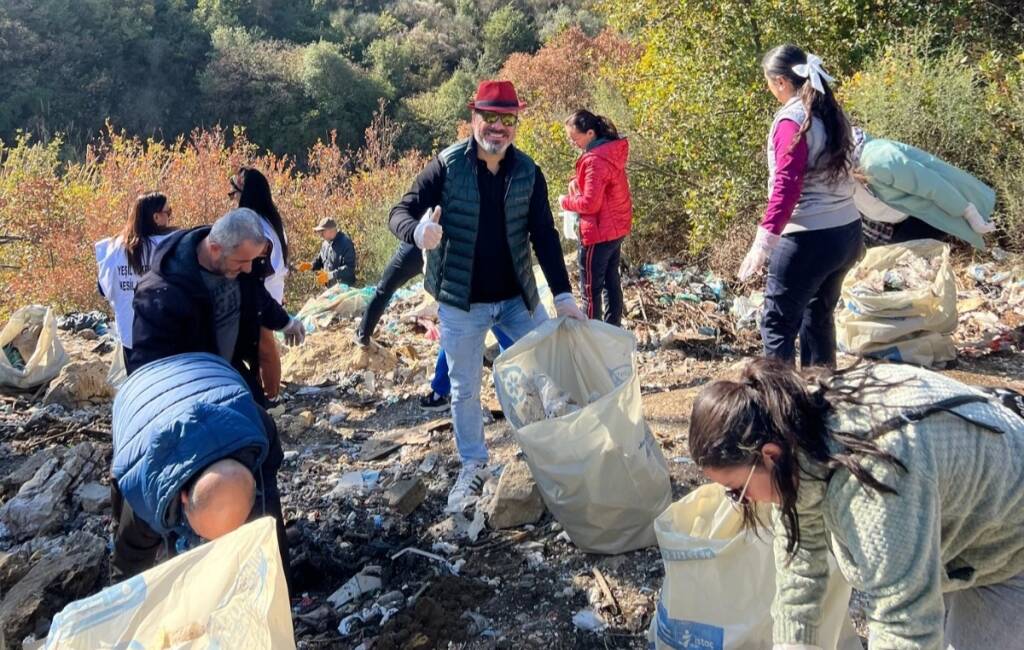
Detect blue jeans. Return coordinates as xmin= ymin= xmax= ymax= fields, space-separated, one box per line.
xmin=761 ymin=220 xmax=862 ymax=367
xmin=432 ymin=327 xmax=515 ymax=396
xmin=439 ymin=298 xmax=545 ymax=463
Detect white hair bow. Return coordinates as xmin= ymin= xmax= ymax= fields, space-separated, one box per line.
xmin=792 ymin=54 xmax=835 ymax=93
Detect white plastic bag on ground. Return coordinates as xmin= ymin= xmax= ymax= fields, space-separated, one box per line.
xmin=0 ymin=305 xmax=68 ymax=389
xmin=649 ymin=484 xmax=860 ymax=650
xmin=43 ymin=518 xmax=294 ymax=649
xmin=837 ymin=239 xmax=957 ymax=367
xmin=494 ymin=319 xmax=673 ymax=554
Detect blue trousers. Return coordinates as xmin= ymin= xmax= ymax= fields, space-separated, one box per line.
xmin=761 ymin=220 xmax=862 ymax=367
xmin=431 ymin=327 xmax=515 ymax=396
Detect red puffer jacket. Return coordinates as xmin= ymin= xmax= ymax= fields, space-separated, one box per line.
xmin=560 ymin=138 xmax=633 ymax=246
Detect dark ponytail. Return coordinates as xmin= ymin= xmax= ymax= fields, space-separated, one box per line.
xmin=121 ymin=192 xmax=174 ymax=275
xmin=688 ymin=358 xmax=906 ymax=556
xmin=565 ymin=109 xmax=620 ymax=141
xmin=237 ymin=167 xmax=289 ymax=265
xmin=762 ymin=44 xmax=852 ymax=185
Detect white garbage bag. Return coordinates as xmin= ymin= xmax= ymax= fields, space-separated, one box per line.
xmin=649 ymin=484 xmax=860 ymax=650
xmin=43 ymin=518 xmax=294 ymax=649
xmin=0 ymin=305 xmax=68 ymax=389
xmin=494 ymin=319 xmax=672 ymax=554
xmin=837 ymin=239 xmax=957 ymax=366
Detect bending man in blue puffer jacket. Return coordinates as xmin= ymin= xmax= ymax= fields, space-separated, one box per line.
xmin=110 ymin=352 xmax=288 ymax=579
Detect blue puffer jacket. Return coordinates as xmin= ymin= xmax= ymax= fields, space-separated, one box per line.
xmin=112 ymin=353 xmax=269 ymax=536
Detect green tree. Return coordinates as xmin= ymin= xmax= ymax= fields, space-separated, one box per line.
xmin=300 ymin=41 xmax=392 ymax=147
xmin=402 ymin=66 xmax=479 ymax=149
xmin=481 ymin=6 xmax=537 ymax=73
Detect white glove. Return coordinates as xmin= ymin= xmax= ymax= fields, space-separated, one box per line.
xmin=413 ymin=206 xmax=443 ymax=250
xmin=554 ymin=292 xmax=586 ymax=320
xmin=282 ymin=317 xmax=306 ymax=346
xmin=963 ymin=203 xmax=995 ymax=234
xmin=738 ymin=226 xmax=781 ymax=281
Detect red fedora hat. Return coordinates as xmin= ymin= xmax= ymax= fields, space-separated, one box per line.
xmin=467 ymin=80 xmax=527 ymax=114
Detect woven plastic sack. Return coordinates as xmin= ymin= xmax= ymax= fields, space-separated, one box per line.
xmin=0 ymin=305 xmax=68 ymax=389
xmin=494 ymin=319 xmax=672 ymax=554
xmin=43 ymin=518 xmax=294 ymax=649
xmin=837 ymin=240 xmax=956 ymax=366
xmin=648 ymin=484 xmax=860 ymax=650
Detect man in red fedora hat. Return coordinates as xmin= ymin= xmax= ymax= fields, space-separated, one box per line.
xmin=389 ymin=79 xmax=586 ymax=512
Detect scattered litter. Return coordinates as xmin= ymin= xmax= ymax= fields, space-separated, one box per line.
xmin=391 ymin=547 xmax=464 ymax=575
xmin=327 ymin=470 xmax=380 ymax=497
xmin=327 ymin=565 xmax=383 ymax=608
xmin=572 ymin=608 xmax=608 ymax=633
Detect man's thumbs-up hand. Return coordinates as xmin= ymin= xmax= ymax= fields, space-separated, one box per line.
xmin=414 ymin=206 xmax=443 ymax=250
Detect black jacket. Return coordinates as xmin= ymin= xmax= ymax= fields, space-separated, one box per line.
xmin=388 ymin=141 xmax=572 ymax=306
xmin=126 ymin=227 xmax=291 ymax=402
xmin=311 ymin=233 xmax=357 ymax=286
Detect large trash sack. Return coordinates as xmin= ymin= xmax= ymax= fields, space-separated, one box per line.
xmin=649 ymin=484 xmax=860 ymax=650
xmin=0 ymin=305 xmax=68 ymax=390
xmin=42 ymin=518 xmax=294 ymax=650
xmin=494 ymin=319 xmax=672 ymax=554
xmin=837 ymin=239 xmax=957 ymax=366
xmin=295 ymin=284 xmax=374 ymax=332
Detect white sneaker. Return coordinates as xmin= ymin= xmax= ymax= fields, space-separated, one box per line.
xmin=446 ymin=461 xmax=489 ymax=513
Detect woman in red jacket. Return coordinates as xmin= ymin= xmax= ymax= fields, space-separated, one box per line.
xmin=560 ymin=110 xmax=633 ymax=326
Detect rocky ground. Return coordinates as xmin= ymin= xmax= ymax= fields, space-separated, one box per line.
xmin=1 ymin=252 xmax=1022 ymax=650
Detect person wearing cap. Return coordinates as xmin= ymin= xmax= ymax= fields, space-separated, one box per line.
xmin=297 ymin=217 xmax=357 ymax=287
xmin=389 ymin=80 xmax=586 ymax=512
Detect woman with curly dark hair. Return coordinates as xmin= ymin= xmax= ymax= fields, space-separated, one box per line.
xmin=689 ymin=358 xmax=1024 ymax=649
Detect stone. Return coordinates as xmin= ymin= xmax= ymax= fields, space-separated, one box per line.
xmin=298 ymin=410 xmax=315 ymax=427
xmin=386 ymin=477 xmax=427 ymax=517
xmin=0 ymin=448 xmax=59 ymax=498
xmin=74 ymin=481 xmax=110 ymax=513
xmin=0 ymin=531 xmax=106 ymax=643
xmin=0 ymin=458 xmax=70 ymax=538
xmin=42 ymin=360 xmax=113 ymax=407
xmin=482 ymin=459 xmax=545 ymax=530
xmin=0 ymin=549 xmax=30 ymax=592
xmin=0 ymin=442 xmax=102 ymax=539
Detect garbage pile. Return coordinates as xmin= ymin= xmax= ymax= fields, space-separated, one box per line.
xmin=837 ymin=240 xmax=958 ymax=367
xmin=628 ymin=263 xmax=759 ymax=351
xmin=954 ymin=254 xmax=1024 ymax=357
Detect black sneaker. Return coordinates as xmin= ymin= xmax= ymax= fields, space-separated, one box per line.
xmin=419 ymin=391 xmax=451 ymax=411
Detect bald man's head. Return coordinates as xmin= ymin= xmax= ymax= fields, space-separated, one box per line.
xmin=180 ymin=458 xmax=256 ymax=540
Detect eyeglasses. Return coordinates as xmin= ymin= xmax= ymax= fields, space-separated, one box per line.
xmin=477 ymin=111 xmax=518 ymax=127
xmin=227 ymin=178 xmax=243 ymax=199
xmin=725 ymin=462 xmax=758 ymax=507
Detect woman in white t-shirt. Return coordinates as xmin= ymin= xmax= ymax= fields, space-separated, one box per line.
xmin=230 ymin=167 xmax=290 ymax=400
xmin=95 ymin=191 xmax=176 ymax=356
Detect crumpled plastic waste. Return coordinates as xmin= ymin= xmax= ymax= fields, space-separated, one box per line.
xmin=850 ymin=254 xmax=941 ymax=295
xmin=518 ymin=372 xmax=582 ymax=425
xmin=57 ymin=311 xmax=109 ymax=334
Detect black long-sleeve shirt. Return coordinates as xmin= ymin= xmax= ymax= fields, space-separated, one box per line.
xmin=388 ymin=147 xmax=572 ymax=302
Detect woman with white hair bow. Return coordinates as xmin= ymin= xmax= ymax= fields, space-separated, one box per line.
xmin=738 ymin=44 xmax=862 ymax=369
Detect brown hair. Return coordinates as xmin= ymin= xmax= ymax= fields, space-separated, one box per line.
xmin=121 ymin=192 xmax=175 ymax=274
xmin=688 ymin=358 xmax=905 ymax=555
xmin=565 ymin=109 xmax=620 ymax=141
xmin=762 ymin=44 xmax=853 ymax=185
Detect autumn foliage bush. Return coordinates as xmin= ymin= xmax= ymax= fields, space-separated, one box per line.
xmin=0 ymin=115 xmax=424 ymax=320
